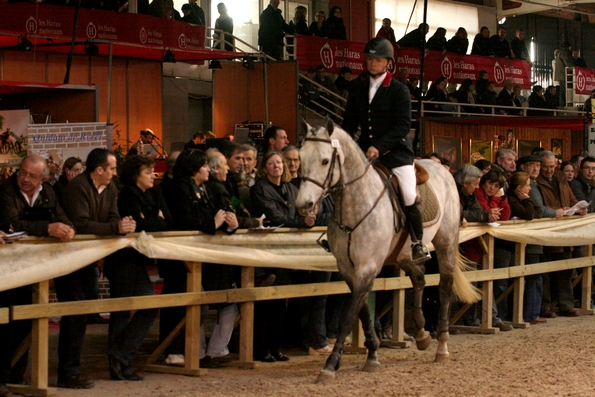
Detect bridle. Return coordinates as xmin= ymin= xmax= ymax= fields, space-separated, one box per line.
xmin=301 ymin=136 xmax=386 ymax=266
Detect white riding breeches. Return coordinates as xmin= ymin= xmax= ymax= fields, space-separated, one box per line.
xmin=391 ymin=165 xmax=417 ymax=206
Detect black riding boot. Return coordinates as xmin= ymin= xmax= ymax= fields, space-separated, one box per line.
xmin=404 ymin=201 xmax=430 ymax=264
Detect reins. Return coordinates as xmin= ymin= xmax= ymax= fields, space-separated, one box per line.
xmin=302 ymin=136 xmax=386 ymax=267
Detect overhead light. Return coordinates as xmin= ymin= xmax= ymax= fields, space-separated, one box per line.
xmin=84 ymin=40 xmax=99 ymax=56
xmin=242 ymin=55 xmax=255 ymax=70
xmin=162 ymin=48 xmax=176 ymax=63
xmin=17 ymin=36 xmax=32 ymax=52
xmin=498 ymin=17 xmax=507 ymax=24
xmin=209 ymin=60 xmax=222 ymax=69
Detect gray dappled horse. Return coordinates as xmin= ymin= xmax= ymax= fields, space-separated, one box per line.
xmin=295 ymin=120 xmax=480 ymax=384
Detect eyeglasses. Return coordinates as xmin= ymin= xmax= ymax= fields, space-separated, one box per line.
xmin=582 ymin=166 xmax=595 ymax=172
xmin=17 ymin=170 xmax=43 ymax=181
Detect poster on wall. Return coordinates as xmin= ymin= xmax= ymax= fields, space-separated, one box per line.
xmin=432 ymin=136 xmax=462 ymax=171
xmin=0 ymin=110 xmax=30 ymax=181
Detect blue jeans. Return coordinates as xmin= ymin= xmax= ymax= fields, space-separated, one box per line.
xmin=523 ymin=254 xmax=542 ymax=321
xmin=54 ymin=265 xmax=97 ymax=377
xmin=105 ymin=253 xmax=158 ymax=366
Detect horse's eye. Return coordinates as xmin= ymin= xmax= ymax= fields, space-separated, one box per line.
xmin=322 ymin=159 xmax=329 ymax=165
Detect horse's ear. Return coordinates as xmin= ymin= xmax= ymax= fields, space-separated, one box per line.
xmin=326 ymin=116 xmax=334 ymax=136
xmin=299 ymin=118 xmax=311 ymax=137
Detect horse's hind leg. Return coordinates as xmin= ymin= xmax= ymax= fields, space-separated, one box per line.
xmin=406 ymin=262 xmax=432 ymax=351
xmin=358 ymin=302 xmax=381 ymax=372
xmin=434 ymin=248 xmax=455 ymax=363
xmin=316 ymin=278 xmax=374 ymax=384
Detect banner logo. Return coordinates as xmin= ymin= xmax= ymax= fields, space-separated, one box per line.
xmin=26 ymin=16 xmax=37 ymax=34
xmin=320 ymin=42 xmax=333 ymax=69
xmin=139 ymin=27 xmax=147 ymax=44
xmin=86 ymin=22 xmax=97 ymax=39
xmin=577 ymin=71 xmax=586 ymax=92
xmin=441 ymin=56 xmax=452 ymax=79
xmin=178 ymin=33 xmax=187 ymax=49
xmin=493 ymin=62 xmax=505 ymax=84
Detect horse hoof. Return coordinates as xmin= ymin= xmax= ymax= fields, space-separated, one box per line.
xmin=416 ymin=331 xmax=431 ymax=351
xmin=362 ymin=360 xmax=381 ymax=373
xmin=315 ymin=369 xmax=335 ymax=384
xmin=434 ymin=353 xmax=450 ymax=363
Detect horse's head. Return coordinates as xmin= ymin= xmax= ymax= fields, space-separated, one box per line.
xmin=296 ymin=118 xmax=343 ymax=215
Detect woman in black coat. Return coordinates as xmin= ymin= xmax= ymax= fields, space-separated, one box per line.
xmin=250 ymin=151 xmax=315 ymax=362
xmin=323 ymin=6 xmax=347 ymax=40
xmin=104 ymin=155 xmax=172 ymax=381
xmin=159 ymin=149 xmax=238 ymax=366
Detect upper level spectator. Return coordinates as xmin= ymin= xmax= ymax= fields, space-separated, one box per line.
xmin=408 ymin=77 xmax=421 ymax=101
xmin=214 ymin=3 xmax=234 ymax=51
xmin=572 ymin=50 xmax=587 ymax=68
xmin=259 ymin=0 xmax=294 ymax=60
xmin=181 ymin=4 xmax=201 ymax=24
xmin=552 ymin=49 xmax=560 ymax=85
xmin=527 ymin=85 xmax=549 ymax=116
xmin=309 ymin=10 xmax=326 ymax=37
xmin=510 ymin=29 xmax=529 ymax=60
xmin=397 ymin=68 xmax=409 ymax=85
xmin=471 ymin=26 xmax=491 ymax=56
xmin=289 ymin=5 xmax=309 ymax=35
xmin=513 ymin=85 xmax=527 ymax=105
xmin=397 ymin=23 xmax=429 ymax=49
xmin=490 ymin=27 xmax=512 ymax=58
xmin=376 ymin=18 xmax=397 ymax=45
xmin=554 ymin=42 xmax=574 ymax=85
xmin=324 ymin=6 xmax=347 ymax=40
xmin=264 ymin=125 xmax=289 ymax=152
xmin=478 ymin=81 xmax=497 ymax=114
xmin=475 ymin=70 xmax=489 ymax=97
xmin=188 ymin=0 xmax=205 ymax=25
xmin=446 ymin=27 xmax=469 ymax=55
xmin=544 ymin=85 xmax=559 ymax=110
xmin=426 ymin=27 xmax=447 ymax=52
xmin=149 ymin=0 xmax=175 ymax=19
xmin=497 ymin=79 xmax=521 ymax=114
xmin=452 ymin=78 xmax=477 ymax=112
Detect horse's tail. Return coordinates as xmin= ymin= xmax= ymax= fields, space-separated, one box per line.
xmin=452 ymin=251 xmax=482 ymax=304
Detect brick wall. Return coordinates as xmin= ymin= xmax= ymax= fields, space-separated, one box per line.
xmin=28 ymin=123 xmax=112 ymax=161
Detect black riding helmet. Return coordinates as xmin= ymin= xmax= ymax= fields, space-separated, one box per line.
xmin=364 ymin=37 xmax=394 ymax=62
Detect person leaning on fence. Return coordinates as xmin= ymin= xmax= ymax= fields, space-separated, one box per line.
xmin=491 ymin=147 xmax=516 ymax=191
xmin=309 ymin=10 xmax=326 ymax=37
xmin=507 ymin=168 xmax=545 ymax=323
xmin=159 ymin=149 xmax=239 ymax=367
xmin=0 ymin=155 xmax=76 ymax=396
xmin=471 ymin=26 xmax=491 ymax=56
xmin=213 ymin=3 xmax=234 ymax=51
xmin=250 ymin=151 xmax=316 ymax=362
xmin=103 ymin=155 xmax=171 ymax=381
xmin=475 ymin=169 xmax=514 ymax=331
xmin=58 ymin=148 xmax=136 ymax=389
xmin=536 ymin=150 xmax=586 ymax=318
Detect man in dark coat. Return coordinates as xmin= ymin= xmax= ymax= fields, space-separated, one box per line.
xmin=510 ymin=29 xmax=529 ymax=60
xmin=342 ymin=37 xmax=429 ymax=264
xmin=258 ymin=0 xmax=294 ymax=60
xmin=58 ymin=148 xmax=136 ymax=389
xmin=0 ymin=155 xmax=75 ymax=396
xmin=188 ymin=0 xmax=205 ymax=25
xmin=490 ymin=27 xmax=512 ymax=58
xmin=397 ymin=23 xmax=429 ymax=49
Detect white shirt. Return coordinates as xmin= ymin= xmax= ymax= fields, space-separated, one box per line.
xmin=20 ymin=184 xmax=43 ymax=207
xmin=369 ymin=72 xmax=387 ymax=104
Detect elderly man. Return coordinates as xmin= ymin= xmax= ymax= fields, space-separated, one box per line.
xmin=491 ymin=147 xmax=516 ymax=190
xmin=536 ymin=150 xmax=585 ymax=318
xmin=0 ymin=155 xmax=75 ymax=396
xmin=57 ymin=148 xmax=136 ymax=389
xmin=241 ymin=144 xmax=258 ymax=188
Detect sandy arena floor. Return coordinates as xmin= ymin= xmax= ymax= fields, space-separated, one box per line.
xmin=43 ymin=314 xmax=595 ymax=397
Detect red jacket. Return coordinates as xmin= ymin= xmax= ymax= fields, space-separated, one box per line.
xmin=475 ymin=186 xmax=511 ymax=221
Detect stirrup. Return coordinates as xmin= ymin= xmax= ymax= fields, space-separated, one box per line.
xmin=411 ymin=242 xmax=431 ymax=264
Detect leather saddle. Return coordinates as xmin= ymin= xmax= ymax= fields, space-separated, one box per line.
xmin=372 ymin=162 xmax=430 ymax=234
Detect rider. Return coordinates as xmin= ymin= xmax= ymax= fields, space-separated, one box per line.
xmin=342 ymin=37 xmax=430 ymax=264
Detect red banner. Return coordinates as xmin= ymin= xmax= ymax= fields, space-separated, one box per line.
xmin=574 ymin=67 xmax=595 ymax=95
xmin=0 ymin=3 xmax=205 ymax=51
xmin=296 ymin=35 xmax=532 ymax=88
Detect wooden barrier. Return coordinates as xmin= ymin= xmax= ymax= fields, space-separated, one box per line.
xmin=3 ymin=219 xmax=595 ymax=396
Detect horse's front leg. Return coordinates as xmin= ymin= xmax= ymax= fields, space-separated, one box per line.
xmin=358 ymin=301 xmax=381 ymax=372
xmin=435 ymin=271 xmax=454 ymax=363
xmin=408 ymin=263 xmax=432 ymax=351
xmin=316 ymin=278 xmax=373 ymax=384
